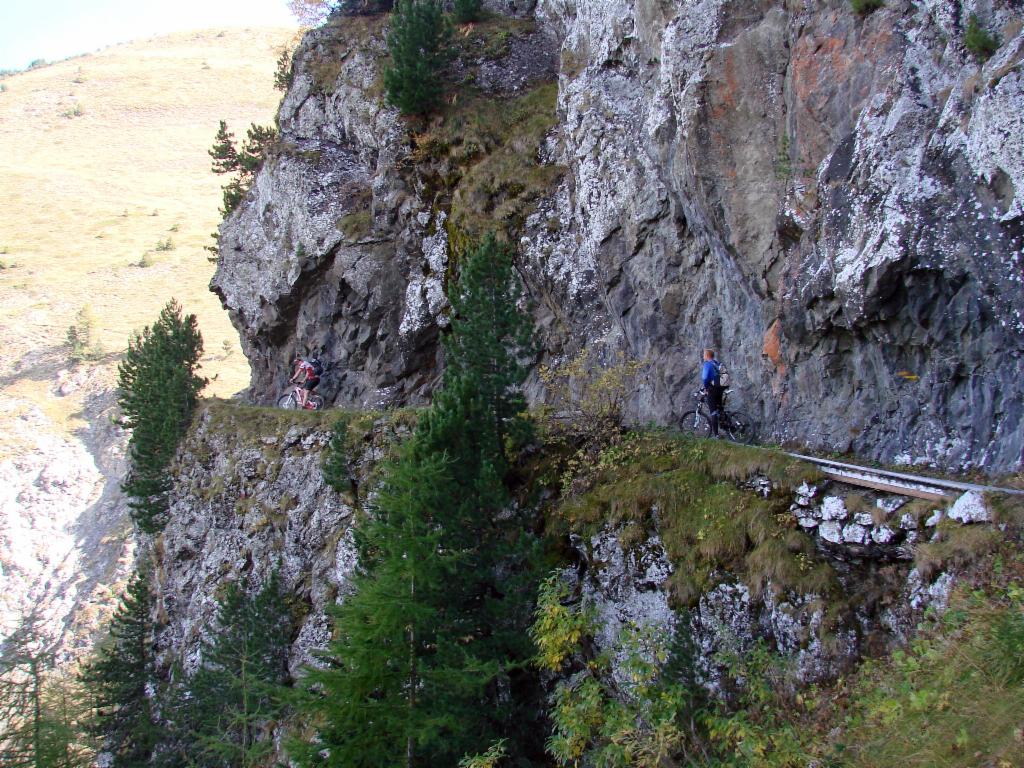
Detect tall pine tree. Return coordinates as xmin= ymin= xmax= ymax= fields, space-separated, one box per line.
xmin=295 ymin=447 xmax=487 ymax=768
xmin=118 ymin=300 xmax=205 ymax=533
xmin=383 ymin=0 xmax=451 ymax=116
xmin=80 ymin=570 xmax=158 ymax=768
xmin=294 ymin=234 xmax=541 ymax=767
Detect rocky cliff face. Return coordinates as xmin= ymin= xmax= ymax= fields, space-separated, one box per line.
xmin=152 ymin=403 xmax=1001 ymax=715
xmin=150 ymin=401 xmax=418 ymax=677
xmin=213 ymin=0 xmax=1024 ymax=473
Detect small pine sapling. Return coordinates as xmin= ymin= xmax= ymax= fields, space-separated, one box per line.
xmin=965 ymin=13 xmax=999 ymax=62
xmin=849 ymin=0 xmax=884 ymax=15
xmin=273 ymin=47 xmax=294 ymax=91
xmin=383 ymin=0 xmax=452 ymax=116
xmin=209 ymin=120 xmax=240 ymax=175
xmin=67 ymin=304 xmax=101 ymax=363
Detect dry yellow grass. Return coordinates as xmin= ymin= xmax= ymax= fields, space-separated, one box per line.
xmin=0 ymin=26 xmax=297 ymax=437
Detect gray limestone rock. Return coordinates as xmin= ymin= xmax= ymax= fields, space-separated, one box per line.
xmin=152 ymin=405 xmax=365 ymax=678
xmin=871 ymin=525 xmax=898 ymax=545
xmin=854 ymin=512 xmax=875 ymax=527
xmin=819 ymin=520 xmax=844 ymax=544
xmin=216 ymin=2 xmax=1024 ymax=474
xmin=820 ymin=496 xmax=849 ymax=522
xmin=842 ymin=523 xmax=870 ymax=545
xmin=947 ymin=490 xmax=991 ymax=524
xmin=576 ymin=529 xmax=676 ymax=686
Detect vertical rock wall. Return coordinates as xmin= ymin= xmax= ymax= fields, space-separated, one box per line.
xmin=213 ymin=1 xmax=1024 ymax=472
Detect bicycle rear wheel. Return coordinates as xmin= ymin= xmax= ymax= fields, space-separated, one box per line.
xmin=680 ymin=409 xmax=712 ymax=437
xmin=723 ymin=410 xmax=755 ymax=444
xmin=308 ymin=395 xmax=325 ymax=410
xmin=277 ymin=393 xmax=298 ymax=410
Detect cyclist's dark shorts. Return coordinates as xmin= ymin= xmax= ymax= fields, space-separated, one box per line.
xmin=303 ymin=376 xmax=320 ymax=391
xmin=706 ymin=384 xmax=723 ymax=412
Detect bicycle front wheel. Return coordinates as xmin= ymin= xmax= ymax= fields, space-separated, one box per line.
xmin=277 ymin=393 xmax=298 ymax=410
xmin=723 ymin=410 xmax=755 ymax=444
xmin=680 ymin=410 xmax=712 ymax=438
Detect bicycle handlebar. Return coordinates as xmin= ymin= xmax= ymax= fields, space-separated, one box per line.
xmin=693 ymin=387 xmax=733 ymax=398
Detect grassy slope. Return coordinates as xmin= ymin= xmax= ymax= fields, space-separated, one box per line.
xmin=0 ymin=26 xmax=296 ymax=443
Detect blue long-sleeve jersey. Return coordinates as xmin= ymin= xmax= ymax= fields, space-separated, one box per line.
xmin=702 ymin=360 xmax=720 ymax=388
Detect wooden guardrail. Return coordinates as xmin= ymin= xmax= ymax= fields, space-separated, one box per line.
xmin=785 ymin=452 xmax=1024 ymax=502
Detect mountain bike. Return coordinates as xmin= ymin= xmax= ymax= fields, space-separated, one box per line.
xmin=680 ymin=388 xmax=755 ymax=444
xmin=277 ymin=385 xmax=325 ymax=410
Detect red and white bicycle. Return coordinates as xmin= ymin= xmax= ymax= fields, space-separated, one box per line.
xmin=277 ymin=385 xmax=325 ymax=410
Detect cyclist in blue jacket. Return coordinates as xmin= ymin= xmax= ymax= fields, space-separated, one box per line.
xmin=701 ymin=348 xmax=723 ymax=437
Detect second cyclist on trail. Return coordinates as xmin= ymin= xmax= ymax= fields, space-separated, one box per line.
xmin=701 ymin=348 xmax=724 ymax=437
xmin=289 ymin=355 xmax=324 ymax=409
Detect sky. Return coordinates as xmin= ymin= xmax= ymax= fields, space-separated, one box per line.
xmin=0 ymin=0 xmax=298 ymax=71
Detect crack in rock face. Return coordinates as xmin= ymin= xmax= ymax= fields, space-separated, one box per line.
xmin=216 ymin=1 xmax=1024 ymax=473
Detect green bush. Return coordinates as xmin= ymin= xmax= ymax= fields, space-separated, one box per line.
xmin=849 ymin=0 xmax=884 ymax=14
xmin=965 ymin=13 xmax=999 ymax=62
xmin=824 ymin=583 xmax=1024 ymax=767
xmin=531 ymin=575 xmax=703 ymax=767
xmin=66 ymin=305 xmax=102 ymax=363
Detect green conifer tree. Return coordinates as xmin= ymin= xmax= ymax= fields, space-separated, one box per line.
xmin=273 ymin=48 xmax=294 ymax=92
xmin=442 ymin=232 xmax=535 ymax=454
xmin=209 ymin=120 xmax=240 ymax=175
xmin=239 ymin=124 xmax=279 ymax=177
xmin=80 ymin=570 xmax=159 ymax=768
xmin=452 ymin=0 xmax=482 ymax=24
xmin=180 ymin=571 xmax=292 ymax=768
xmin=295 ymin=446 xmax=489 ymax=768
xmin=294 ymin=234 xmax=543 ymax=767
xmin=209 ymin=122 xmax=276 ymax=216
xmin=118 ymin=300 xmax=205 ymax=533
xmin=383 ymin=0 xmax=452 ymax=116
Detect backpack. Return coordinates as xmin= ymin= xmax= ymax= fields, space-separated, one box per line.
xmin=310 ymin=357 xmax=324 ymax=377
xmin=719 ymin=363 xmax=730 ymax=388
